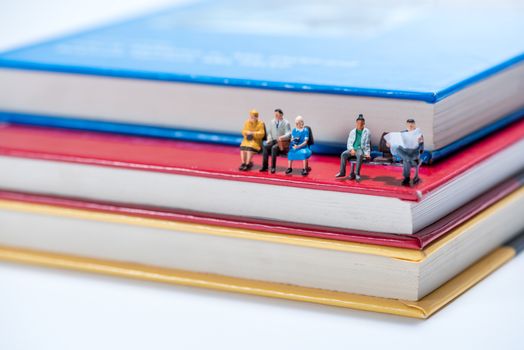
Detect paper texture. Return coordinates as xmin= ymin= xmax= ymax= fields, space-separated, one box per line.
xmin=0 ymin=186 xmax=523 ymax=262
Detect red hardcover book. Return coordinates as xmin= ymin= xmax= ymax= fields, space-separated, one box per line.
xmin=0 ymin=119 xmax=522 ymax=235
xmin=0 ymin=173 xmax=520 ymax=250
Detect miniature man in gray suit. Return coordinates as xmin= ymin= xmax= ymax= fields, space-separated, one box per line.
xmin=260 ymin=108 xmax=292 ymax=173
xmin=335 ymin=114 xmax=371 ymax=181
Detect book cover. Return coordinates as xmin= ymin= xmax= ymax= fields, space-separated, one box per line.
xmin=0 ymin=118 xmax=522 ymax=202
xmin=0 ymin=1 xmax=523 ymax=158
xmin=1 ymin=0 xmax=523 ymax=102
xmin=0 ymin=172 xmax=520 ymax=250
xmin=0 ymin=180 xmax=524 ymax=262
xmin=0 ymin=109 xmax=522 ymax=162
xmin=0 ymin=242 xmax=515 ymax=319
xmin=0 ymin=212 xmax=522 ymax=319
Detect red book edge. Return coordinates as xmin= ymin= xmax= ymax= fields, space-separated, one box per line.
xmin=0 ymin=118 xmax=522 ymax=202
xmin=0 ymin=175 xmax=520 ymax=250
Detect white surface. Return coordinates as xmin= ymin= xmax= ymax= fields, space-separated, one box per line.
xmin=1 ymin=257 xmax=524 ymax=350
xmin=0 ymin=1 xmax=523 ymax=349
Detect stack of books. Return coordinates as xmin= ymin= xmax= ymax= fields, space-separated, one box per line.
xmin=0 ymin=1 xmax=523 ymax=318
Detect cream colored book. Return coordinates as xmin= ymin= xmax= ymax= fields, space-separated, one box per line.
xmin=0 ymin=187 xmax=523 ymax=318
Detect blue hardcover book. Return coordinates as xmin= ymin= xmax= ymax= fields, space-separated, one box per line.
xmin=0 ymin=0 xmax=523 ymax=160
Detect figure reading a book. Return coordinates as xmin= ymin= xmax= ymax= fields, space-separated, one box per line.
xmin=260 ymin=108 xmax=291 ymax=174
xmin=385 ymin=118 xmax=424 ymax=186
xmin=239 ymin=109 xmax=266 ymax=171
xmin=335 ymin=114 xmax=371 ymax=182
xmin=285 ymin=116 xmax=312 ymax=176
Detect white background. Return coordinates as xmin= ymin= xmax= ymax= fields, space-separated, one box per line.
xmin=0 ymin=1 xmax=523 ymax=349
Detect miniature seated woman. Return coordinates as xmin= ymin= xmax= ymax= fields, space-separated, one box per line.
xmin=239 ymin=109 xmax=266 ymax=171
xmin=285 ymin=116 xmax=312 ymax=176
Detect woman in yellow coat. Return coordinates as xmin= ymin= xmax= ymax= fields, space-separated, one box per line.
xmin=239 ymin=109 xmax=266 ymax=171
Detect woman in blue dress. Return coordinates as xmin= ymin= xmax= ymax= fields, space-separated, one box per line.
xmin=286 ymin=116 xmax=312 ymax=176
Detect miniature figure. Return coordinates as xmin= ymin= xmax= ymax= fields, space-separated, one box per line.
xmin=385 ymin=118 xmax=424 ymax=185
xmin=335 ymin=114 xmax=371 ymax=181
xmin=285 ymin=116 xmax=312 ymax=176
xmin=259 ymin=108 xmax=291 ymax=173
xmin=239 ymin=109 xmax=266 ymax=171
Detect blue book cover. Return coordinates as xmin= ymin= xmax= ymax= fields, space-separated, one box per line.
xmin=0 ymin=0 xmax=523 ymax=160
xmin=1 ymin=0 xmax=524 ymax=101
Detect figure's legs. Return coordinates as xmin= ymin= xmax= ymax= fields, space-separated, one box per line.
xmin=285 ymin=159 xmax=293 ymax=174
xmin=349 ymin=158 xmax=355 ymax=180
xmin=245 ymin=151 xmax=255 ymax=170
xmin=398 ymin=146 xmax=419 ymax=185
xmin=396 ymin=146 xmax=409 ymax=160
xmin=400 ymin=156 xmax=413 ymax=185
xmin=270 ymin=143 xmax=280 ymax=172
xmin=336 ymin=150 xmax=350 ymax=177
xmin=301 ymin=159 xmax=309 ymax=175
xmin=351 ymin=149 xmax=364 ymax=181
xmin=355 ymin=149 xmax=364 ymax=176
xmin=260 ymin=142 xmax=272 ymax=170
xmin=413 ymin=159 xmax=421 ymax=184
xmin=239 ymin=150 xmax=248 ymax=170
xmin=403 ymin=158 xmax=412 ymax=178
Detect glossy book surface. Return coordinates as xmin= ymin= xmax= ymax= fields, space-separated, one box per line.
xmin=0 ymin=119 xmax=523 ymax=201
xmin=1 ymin=1 xmax=523 ymax=102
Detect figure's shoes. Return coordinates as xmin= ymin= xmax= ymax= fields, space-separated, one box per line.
xmin=285 ymin=168 xmax=293 ymax=175
xmin=270 ymin=168 xmax=276 ymax=174
xmin=245 ymin=162 xmax=254 ymax=170
xmin=413 ymin=176 xmax=420 ymax=184
xmin=401 ymin=177 xmax=411 ymax=186
xmin=355 ymin=175 xmax=361 ymax=182
xmin=301 ymin=168 xmax=309 ymax=176
xmin=259 ymin=167 xmax=268 ymax=172
xmin=239 ymin=164 xmax=247 ymax=171
xmin=335 ymin=173 xmax=346 ymax=178
xmin=349 ymin=173 xmax=356 ymax=180
xmin=307 ymin=166 xmax=312 ymax=172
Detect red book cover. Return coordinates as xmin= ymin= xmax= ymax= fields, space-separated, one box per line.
xmin=0 ymin=119 xmax=522 ymax=249
xmin=0 ymin=118 xmax=523 ymax=201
